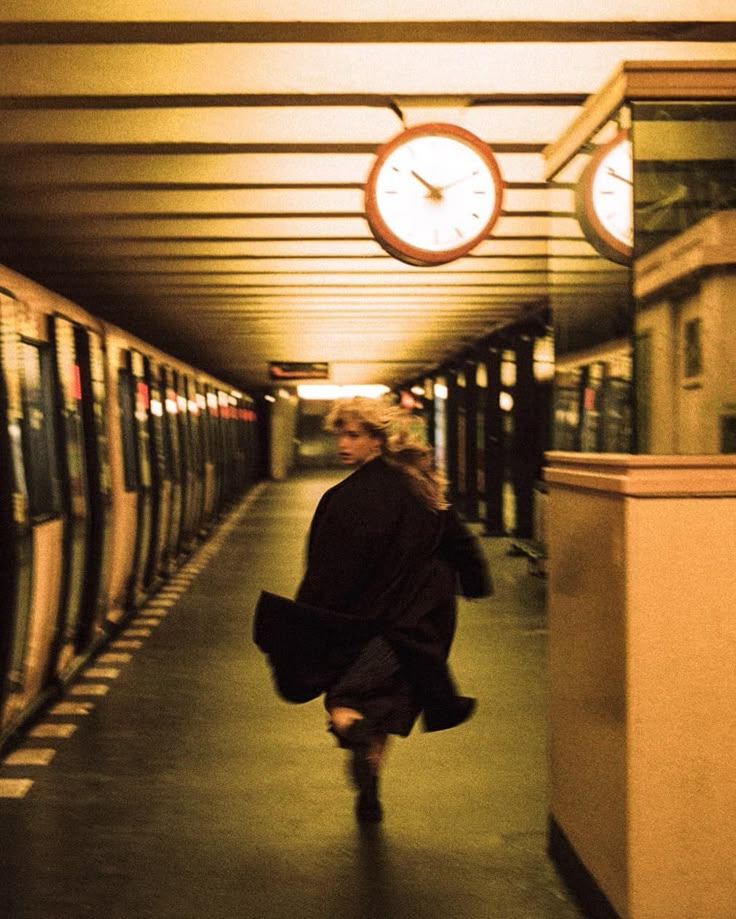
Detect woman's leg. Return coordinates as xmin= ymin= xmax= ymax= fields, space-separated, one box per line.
xmin=328 ymin=708 xmax=390 ymax=772
xmin=369 ymin=733 xmax=390 ymax=771
xmin=327 ymin=706 xmax=386 ymax=823
xmin=328 ymin=705 xmax=364 ymax=736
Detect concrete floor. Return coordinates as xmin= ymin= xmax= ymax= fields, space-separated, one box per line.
xmin=0 ymin=471 xmax=587 ymax=919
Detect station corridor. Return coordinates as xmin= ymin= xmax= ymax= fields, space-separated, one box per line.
xmin=0 ymin=471 xmax=585 ymax=919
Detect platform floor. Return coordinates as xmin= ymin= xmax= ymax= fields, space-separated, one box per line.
xmin=0 ymin=471 xmax=586 ymax=919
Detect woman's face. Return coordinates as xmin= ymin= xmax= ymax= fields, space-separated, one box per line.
xmin=336 ymin=418 xmax=382 ymax=466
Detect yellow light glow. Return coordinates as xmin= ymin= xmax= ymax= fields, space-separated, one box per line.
xmin=297 ymin=384 xmax=390 ymax=400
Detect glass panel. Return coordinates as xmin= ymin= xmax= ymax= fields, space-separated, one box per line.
xmin=88 ymin=331 xmax=111 ymax=499
xmin=164 ymin=372 xmax=181 ymax=481
xmin=117 ymin=367 xmax=138 ymax=491
xmin=550 ymin=110 xmax=635 ymax=454
xmin=132 ymin=353 xmax=152 ymax=489
xmin=632 ymin=100 xmax=736 ymax=454
xmin=20 ymin=342 xmax=61 ymax=520
xmin=148 ymin=365 xmax=168 ymax=482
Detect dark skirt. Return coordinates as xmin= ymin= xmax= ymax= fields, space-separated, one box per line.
xmin=324 ymin=636 xmax=421 ymax=737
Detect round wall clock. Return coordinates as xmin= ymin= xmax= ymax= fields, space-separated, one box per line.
xmin=575 ymin=128 xmax=633 ymax=265
xmin=364 ymin=122 xmax=504 ymax=267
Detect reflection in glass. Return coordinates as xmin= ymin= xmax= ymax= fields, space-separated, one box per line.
xmin=550 ymin=110 xmax=635 ymax=455
xmin=633 ymin=101 xmax=736 ymax=454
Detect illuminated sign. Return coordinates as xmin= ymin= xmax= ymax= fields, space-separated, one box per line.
xmin=269 ymin=361 xmax=329 ymax=380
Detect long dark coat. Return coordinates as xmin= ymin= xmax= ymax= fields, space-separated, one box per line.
xmin=254 ymin=456 xmax=491 ymax=733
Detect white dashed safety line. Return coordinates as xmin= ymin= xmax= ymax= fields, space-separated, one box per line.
xmin=29 ymin=723 xmax=77 ymax=740
xmin=50 ymin=701 xmax=95 ymax=716
xmin=5 ymin=748 xmax=57 ymax=766
xmin=0 ymin=488 xmax=262 ymax=800
xmin=69 ymin=683 xmax=111 ymax=697
xmin=0 ymin=779 xmax=34 ymax=799
xmin=110 ymin=639 xmax=143 ymax=650
xmin=98 ymin=652 xmax=133 ymax=664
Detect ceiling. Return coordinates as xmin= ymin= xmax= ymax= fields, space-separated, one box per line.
xmin=1 ymin=2 xmax=735 ymax=392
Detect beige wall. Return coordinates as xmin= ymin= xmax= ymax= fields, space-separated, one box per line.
xmin=547 ymin=480 xmax=628 ymax=916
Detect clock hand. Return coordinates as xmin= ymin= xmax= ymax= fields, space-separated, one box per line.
xmin=410 ymin=169 xmax=443 ymax=200
xmin=438 ymin=171 xmax=479 ymax=192
xmin=605 ymin=167 xmax=633 ymax=186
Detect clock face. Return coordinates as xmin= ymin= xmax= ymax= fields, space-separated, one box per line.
xmin=365 ymin=123 xmax=503 ymax=266
xmin=576 ymin=129 xmax=633 ymax=264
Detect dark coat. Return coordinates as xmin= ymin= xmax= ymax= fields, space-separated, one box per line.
xmin=254 ymin=457 xmax=492 ymax=721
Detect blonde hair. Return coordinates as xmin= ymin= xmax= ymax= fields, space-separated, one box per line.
xmin=324 ymin=396 xmax=448 ymax=510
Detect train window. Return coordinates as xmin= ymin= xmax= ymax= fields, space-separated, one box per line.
xmin=20 ymin=341 xmax=62 ymax=520
xmin=186 ymin=378 xmax=204 ymax=473
xmin=176 ymin=378 xmax=191 ymax=474
xmin=149 ymin=370 xmax=171 ymax=480
xmin=117 ymin=367 xmax=139 ymax=491
xmin=87 ymin=330 xmax=112 ymax=496
xmin=164 ymin=377 xmax=181 ymax=482
xmin=134 ymin=376 xmax=152 ymax=489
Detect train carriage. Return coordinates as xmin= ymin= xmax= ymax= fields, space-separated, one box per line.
xmin=0 ymin=267 xmax=260 ymax=742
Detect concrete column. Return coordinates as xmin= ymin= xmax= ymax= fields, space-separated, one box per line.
xmin=483 ymin=347 xmax=505 ymax=535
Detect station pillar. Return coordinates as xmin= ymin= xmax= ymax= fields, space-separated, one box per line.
xmin=544 ymin=452 xmax=736 ymax=919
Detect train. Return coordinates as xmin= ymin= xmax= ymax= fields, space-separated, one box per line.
xmin=0 ymin=265 xmax=261 ymax=748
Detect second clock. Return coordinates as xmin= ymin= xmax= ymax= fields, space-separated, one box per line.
xmin=575 ymin=128 xmax=633 ymax=265
xmin=365 ymin=122 xmax=504 ymax=267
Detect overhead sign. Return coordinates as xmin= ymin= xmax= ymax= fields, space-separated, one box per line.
xmin=269 ymin=361 xmax=329 ymax=381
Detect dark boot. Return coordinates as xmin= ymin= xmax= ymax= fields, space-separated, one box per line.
xmin=355 ymin=771 xmax=383 ymax=824
xmin=341 ymin=719 xmax=383 ymax=823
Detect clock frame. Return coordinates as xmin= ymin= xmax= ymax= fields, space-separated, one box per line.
xmin=575 ymin=128 xmax=633 ymax=265
xmin=364 ymin=122 xmax=504 ymax=267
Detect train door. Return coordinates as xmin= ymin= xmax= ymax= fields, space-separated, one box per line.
xmin=141 ymin=358 xmax=171 ymax=589
xmin=175 ymin=370 xmax=196 ymax=553
xmin=187 ymin=376 xmax=206 ymax=538
xmin=199 ymin=382 xmax=217 ymax=528
xmin=217 ymin=390 xmax=234 ymax=503
xmin=78 ymin=326 xmax=114 ymax=635
xmin=50 ymin=315 xmax=114 ymax=668
xmin=0 ymin=292 xmax=38 ymax=729
xmin=117 ymin=348 xmax=154 ymax=607
xmin=162 ymin=366 xmax=184 ymax=570
xmin=206 ymin=386 xmax=225 ymax=517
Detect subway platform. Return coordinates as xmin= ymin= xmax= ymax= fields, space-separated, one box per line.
xmin=0 ymin=470 xmax=586 ymax=919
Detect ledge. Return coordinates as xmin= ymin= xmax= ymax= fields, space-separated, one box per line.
xmin=634 ymin=210 xmax=736 ymax=302
xmin=543 ymin=452 xmax=736 ymax=497
xmin=544 ymin=60 xmax=736 ymax=180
